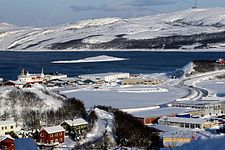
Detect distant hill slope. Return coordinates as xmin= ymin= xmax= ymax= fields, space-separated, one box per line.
xmin=1 ymin=7 xmax=225 ymax=50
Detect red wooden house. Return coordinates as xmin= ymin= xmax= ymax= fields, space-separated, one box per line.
xmin=39 ymin=125 xmax=65 ymax=146
xmin=0 ymin=136 xmax=15 ymax=150
xmin=216 ymin=58 xmax=225 ymax=64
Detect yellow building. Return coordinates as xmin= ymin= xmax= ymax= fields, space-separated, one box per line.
xmin=121 ymin=79 xmax=164 ymax=85
xmin=158 ymin=117 xmax=217 ymax=129
xmin=0 ymin=120 xmax=16 ymax=135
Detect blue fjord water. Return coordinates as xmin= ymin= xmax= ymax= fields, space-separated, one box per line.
xmin=1 ymin=51 xmax=225 ymax=80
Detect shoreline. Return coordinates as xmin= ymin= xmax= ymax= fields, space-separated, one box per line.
xmin=0 ymin=48 xmax=225 ymax=52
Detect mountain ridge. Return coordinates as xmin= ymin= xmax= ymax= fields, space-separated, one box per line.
xmin=1 ymin=7 xmax=225 ymax=50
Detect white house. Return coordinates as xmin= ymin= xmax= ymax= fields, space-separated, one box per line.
xmin=0 ymin=120 xmax=16 ymax=135
xmin=78 ymin=72 xmax=130 ymax=82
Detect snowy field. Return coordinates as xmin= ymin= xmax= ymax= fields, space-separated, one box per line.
xmin=59 ymin=85 xmax=187 ymax=109
xmin=196 ymin=79 xmax=225 ymax=96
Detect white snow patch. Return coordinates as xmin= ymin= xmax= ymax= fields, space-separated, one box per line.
xmin=64 ymin=17 xmax=121 ymax=29
xmin=51 ymin=55 xmax=129 ymax=64
xmin=118 ymin=87 xmax=168 ymax=93
xmin=82 ymin=35 xmax=116 ymax=44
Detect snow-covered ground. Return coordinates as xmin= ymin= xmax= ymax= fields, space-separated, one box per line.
xmin=59 ymin=84 xmax=187 ymax=109
xmin=25 ymin=84 xmax=63 ymax=109
xmin=58 ymin=66 xmax=225 ymax=109
xmin=51 ymin=55 xmax=128 ymax=64
xmin=196 ymin=79 xmax=225 ymax=97
xmin=55 ymin=136 xmax=76 ymax=150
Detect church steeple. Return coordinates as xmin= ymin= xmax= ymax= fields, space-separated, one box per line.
xmin=21 ymin=68 xmax=25 ymax=75
xmin=41 ymin=68 xmax=44 ymax=76
xmin=26 ymin=70 xmax=30 ymax=76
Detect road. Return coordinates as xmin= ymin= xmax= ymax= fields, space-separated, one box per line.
xmin=177 ymin=70 xmax=225 ymax=101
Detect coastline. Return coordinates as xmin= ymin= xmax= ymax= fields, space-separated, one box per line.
xmin=0 ymin=48 xmax=225 ymax=52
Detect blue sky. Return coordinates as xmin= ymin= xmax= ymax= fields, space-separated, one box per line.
xmin=0 ymin=0 xmax=225 ymax=27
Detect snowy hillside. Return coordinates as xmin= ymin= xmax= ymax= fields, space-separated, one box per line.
xmin=1 ymin=7 xmax=225 ymax=50
xmin=0 ymin=84 xmax=64 ymax=128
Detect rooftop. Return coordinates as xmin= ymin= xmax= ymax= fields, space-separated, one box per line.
xmin=160 ymin=117 xmax=207 ymax=124
xmin=173 ymin=100 xmax=220 ymax=105
xmin=130 ymin=107 xmax=198 ymax=118
xmin=152 ymin=124 xmax=178 ymax=132
xmin=0 ymin=120 xmax=16 ymax=126
xmin=0 ymin=135 xmax=14 ymax=142
xmin=61 ymin=118 xmax=88 ymax=127
xmin=42 ymin=125 xmax=65 ymax=134
xmin=79 ymin=72 xmax=129 ymax=77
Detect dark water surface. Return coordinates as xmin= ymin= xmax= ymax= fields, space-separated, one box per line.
xmin=1 ymin=51 xmax=225 ymax=80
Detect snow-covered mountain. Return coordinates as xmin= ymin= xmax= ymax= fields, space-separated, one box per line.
xmin=1 ymin=7 xmax=225 ymax=50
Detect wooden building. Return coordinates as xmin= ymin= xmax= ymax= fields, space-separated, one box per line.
xmin=0 ymin=136 xmax=15 ymax=150
xmin=158 ymin=117 xmax=218 ymax=129
xmin=121 ymin=79 xmax=164 ymax=85
xmin=0 ymin=120 xmax=16 ymax=136
xmin=129 ymin=107 xmax=201 ymax=125
xmin=60 ymin=118 xmax=88 ymax=137
xmin=172 ymin=100 xmax=222 ymax=116
xmin=39 ymin=125 xmax=65 ymax=146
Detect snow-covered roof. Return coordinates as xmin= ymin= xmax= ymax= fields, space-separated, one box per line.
xmin=79 ymin=72 xmax=129 ymax=78
xmin=130 ymin=107 xmax=198 ymax=118
xmin=61 ymin=118 xmax=88 ymax=127
xmin=160 ymin=117 xmax=207 ymax=125
xmin=42 ymin=125 xmax=65 ymax=134
xmin=0 ymin=135 xmax=14 ymax=142
xmin=0 ymin=120 xmax=16 ymax=126
xmin=152 ymin=124 xmax=178 ymax=132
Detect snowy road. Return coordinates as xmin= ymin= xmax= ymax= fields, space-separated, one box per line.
xmin=178 ymin=70 xmax=225 ymax=101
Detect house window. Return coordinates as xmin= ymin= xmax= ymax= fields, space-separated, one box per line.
xmin=55 ymin=139 xmax=58 ymax=143
xmin=196 ymin=124 xmax=201 ymax=129
xmin=50 ymin=140 xmax=54 ymax=144
xmin=60 ymin=138 xmax=63 ymax=141
xmin=11 ymin=126 xmax=13 ymax=129
xmin=40 ymin=139 xmax=43 ymax=143
xmin=59 ymin=132 xmax=62 ymax=136
xmin=5 ymin=127 xmax=7 ymax=130
xmin=40 ymin=133 xmax=44 ymax=137
xmin=185 ymin=123 xmax=189 ymax=128
xmin=2 ymin=127 xmax=3 ymax=130
xmin=50 ymin=134 xmax=53 ymax=137
xmin=55 ymin=133 xmax=58 ymax=136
